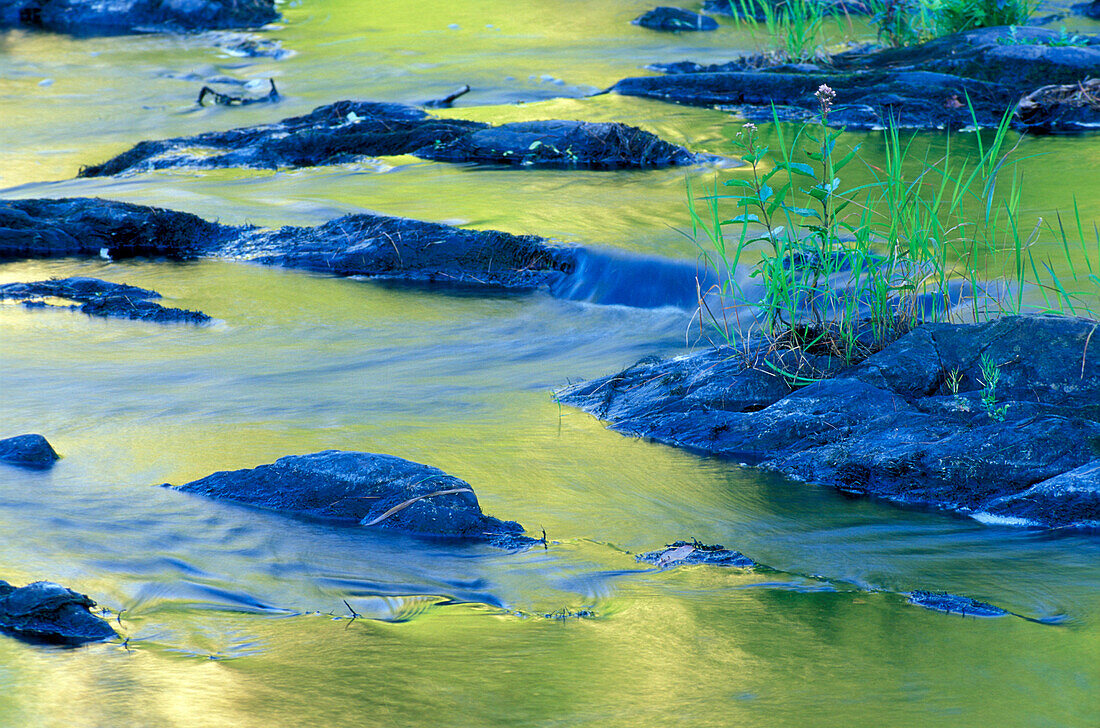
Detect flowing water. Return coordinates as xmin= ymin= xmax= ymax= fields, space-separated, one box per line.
xmin=1 ymin=2 xmax=1099 ymax=726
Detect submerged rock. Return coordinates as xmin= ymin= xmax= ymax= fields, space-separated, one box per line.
xmin=0 ymin=580 xmax=116 ymax=645
xmin=907 ymin=591 xmax=1009 ymax=617
xmin=0 ymin=277 xmax=211 ymax=324
xmin=637 ymin=541 xmax=755 ymax=567
xmin=558 ymin=315 xmax=1100 ymax=530
xmin=0 ymin=0 xmax=278 ymax=35
xmin=611 ymin=26 xmax=1100 ymax=131
xmin=170 ymin=450 xmax=534 ymax=547
xmin=77 ymin=100 xmax=699 ymax=176
xmin=633 ymin=7 xmax=718 ymax=31
xmin=0 ymin=434 xmax=59 ymax=469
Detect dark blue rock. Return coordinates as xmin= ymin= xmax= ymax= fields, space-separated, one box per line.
xmin=0 ymin=277 xmax=211 ymax=325
xmin=0 ymin=0 xmax=278 ymax=36
xmin=559 ymin=315 xmax=1100 ymax=530
xmin=633 ymin=7 xmax=718 ymax=31
xmin=0 ymin=434 xmax=59 ymax=469
xmin=907 ymin=591 xmax=1009 ymax=617
xmin=637 ymin=541 xmax=755 ymax=567
xmin=0 ymin=580 xmax=117 ymax=645
xmin=614 ymin=26 xmax=1100 ymax=132
xmin=77 ymin=101 xmax=697 ymax=176
xmin=170 ymin=451 xmax=535 ymax=547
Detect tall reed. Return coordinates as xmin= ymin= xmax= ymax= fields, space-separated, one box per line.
xmin=688 ymin=94 xmax=1099 ymax=367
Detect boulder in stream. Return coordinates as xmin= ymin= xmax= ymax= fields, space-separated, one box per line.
xmin=169 ymin=451 xmax=535 ymax=548
xmin=0 ymin=580 xmax=117 ymax=645
xmin=0 ymin=0 xmax=278 ymax=35
xmin=76 ymin=100 xmax=700 ymax=176
xmin=632 ymin=7 xmax=718 ymax=31
xmin=558 ymin=315 xmax=1100 ymax=530
xmin=0 ymin=277 xmax=211 ymax=324
xmin=0 ymin=434 xmax=59 ymax=469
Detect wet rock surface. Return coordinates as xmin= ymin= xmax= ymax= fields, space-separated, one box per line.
xmin=906 ymin=591 xmax=1009 ymax=617
xmin=222 ymin=213 xmax=575 ymax=290
xmin=633 ymin=6 xmax=718 ymax=31
xmin=170 ymin=451 xmax=535 ymax=547
xmin=637 ymin=540 xmax=755 ymax=567
xmin=0 ymin=197 xmax=234 ymax=259
xmin=77 ymin=100 xmax=699 ymax=176
xmin=558 ymin=315 xmax=1100 ymax=529
xmin=0 ymin=0 xmax=277 ymax=35
xmin=0 ymin=277 xmax=211 ymax=324
xmin=0 ymin=197 xmax=576 ymax=293
xmin=1075 ymin=0 xmax=1100 ymax=19
xmin=612 ymin=27 xmax=1100 ymax=131
xmin=0 ymin=434 xmax=59 ymax=469
xmin=415 ymin=120 xmax=697 ymax=169
xmin=0 ymin=580 xmax=116 ymax=645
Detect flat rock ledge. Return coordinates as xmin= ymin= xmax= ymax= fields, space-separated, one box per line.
xmin=0 ymin=0 xmax=278 ymax=35
xmin=616 ymin=26 xmax=1100 ymax=132
xmin=558 ymin=315 xmax=1100 ymax=530
xmin=0 ymin=580 xmax=116 ymax=645
xmin=169 ymin=450 xmax=536 ymax=548
xmin=0 ymin=277 xmax=211 ymax=324
xmin=0 ymin=197 xmax=575 ymax=292
xmin=76 ymin=100 xmax=698 ymax=177
xmin=0 ymin=434 xmax=59 ymax=469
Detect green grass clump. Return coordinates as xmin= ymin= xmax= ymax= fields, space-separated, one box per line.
xmin=874 ymin=0 xmax=1037 ymax=46
xmin=687 ymin=88 xmax=1099 ymax=367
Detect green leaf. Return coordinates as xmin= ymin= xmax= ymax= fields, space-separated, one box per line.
xmin=730 ymin=214 xmax=760 ymax=224
xmin=723 ymin=179 xmax=755 ymax=189
xmin=785 ymin=206 xmax=820 ymax=218
xmin=780 ymin=162 xmax=816 ymax=178
xmin=834 ymin=145 xmax=861 ymax=172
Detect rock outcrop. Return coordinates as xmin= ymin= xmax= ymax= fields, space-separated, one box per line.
xmin=611 ymin=27 xmax=1100 ymax=132
xmin=558 ymin=315 xmax=1100 ymax=529
xmin=169 ymin=451 xmax=535 ymax=547
xmin=0 ymin=0 xmax=277 ymax=35
xmin=0 ymin=581 xmax=116 ymax=645
xmin=76 ymin=101 xmax=699 ymax=176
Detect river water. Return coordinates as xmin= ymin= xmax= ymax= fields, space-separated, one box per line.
xmin=1 ymin=2 xmax=1099 ymax=726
